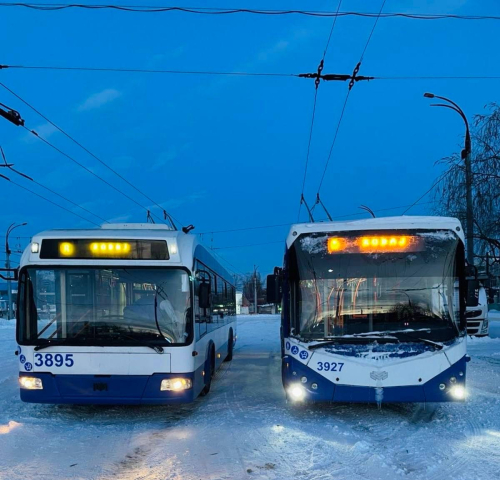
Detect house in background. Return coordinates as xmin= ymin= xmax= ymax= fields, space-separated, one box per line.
xmin=237 ymin=291 xmax=250 ymax=315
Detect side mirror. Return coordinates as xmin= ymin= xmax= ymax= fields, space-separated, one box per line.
xmin=199 ymin=282 xmax=211 ymax=309
xmin=466 ymin=279 xmax=480 ymax=307
xmin=266 ymin=268 xmax=282 ymax=304
xmin=465 ymin=265 xmax=477 ymax=280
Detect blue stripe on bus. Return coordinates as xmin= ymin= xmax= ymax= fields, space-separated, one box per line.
xmin=283 ymin=355 xmax=467 ymax=403
xmin=19 ymin=339 xmax=232 ymax=405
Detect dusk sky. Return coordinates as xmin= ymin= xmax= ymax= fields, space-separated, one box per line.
xmin=1 ymin=0 xmax=499 ymax=278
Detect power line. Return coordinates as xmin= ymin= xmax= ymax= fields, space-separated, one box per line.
xmin=0 ymin=4 xmax=499 ymax=21
xmin=316 ymin=0 xmax=386 ymax=198
xmin=297 ymin=0 xmax=343 ymax=222
xmin=402 ymin=169 xmax=455 ymax=215
xmin=322 ymin=0 xmax=343 ymax=60
xmin=200 ymin=200 xmax=437 ymax=236
xmin=378 ymin=75 xmax=500 ymax=80
xmin=211 ymin=250 xmax=248 ymax=277
xmin=359 ymin=0 xmax=387 ymax=61
xmin=1 ymin=146 xmax=109 ymax=224
xmin=19 ymin=124 xmax=169 ymax=225
xmin=198 ymin=222 xmax=292 ymax=235
xmin=0 ymin=82 xmax=180 ymax=228
xmin=3 ymin=177 xmax=102 ymax=226
xmin=2 ymin=66 xmax=500 ymax=81
xmin=213 ymin=240 xmax=284 ymax=250
xmin=0 ymin=65 xmax=296 ymax=78
xmin=316 ymin=90 xmax=351 ymax=194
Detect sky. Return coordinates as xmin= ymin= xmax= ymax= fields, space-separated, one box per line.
xmin=0 ymin=0 xmax=499 ymax=278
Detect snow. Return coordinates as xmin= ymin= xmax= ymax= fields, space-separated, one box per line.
xmin=1 ymin=315 xmax=500 ymax=479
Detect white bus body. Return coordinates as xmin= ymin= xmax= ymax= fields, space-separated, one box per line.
xmin=16 ymin=224 xmax=237 ymax=404
xmin=273 ymin=216 xmax=469 ymax=404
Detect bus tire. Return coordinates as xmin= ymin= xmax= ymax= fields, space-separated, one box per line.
xmin=200 ymin=346 xmax=215 ymax=396
xmin=224 ymin=329 xmax=234 ymax=362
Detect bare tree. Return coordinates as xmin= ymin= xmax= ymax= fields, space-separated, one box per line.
xmin=435 ymin=103 xmax=500 ymax=269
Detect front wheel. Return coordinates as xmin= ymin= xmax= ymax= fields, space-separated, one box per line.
xmin=200 ymin=351 xmax=215 ymax=396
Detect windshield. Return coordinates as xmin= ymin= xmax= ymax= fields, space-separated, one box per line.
xmin=18 ymin=267 xmax=192 ymax=346
xmin=289 ymin=230 xmax=463 ymax=343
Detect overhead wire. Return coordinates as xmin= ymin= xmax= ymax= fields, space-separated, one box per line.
xmin=297 ymin=0 xmax=343 ymax=221
xmin=201 ymin=200 xmax=435 ymax=237
xmin=0 ymin=4 xmax=499 ymax=21
xmin=3 ymin=177 xmax=102 ymax=226
xmin=1 ymin=66 xmax=499 ymax=81
xmin=1 ymin=146 xmax=109 ymax=224
xmin=0 ymin=81 xmax=181 ymax=228
xmin=316 ymin=0 xmax=386 ymax=197
xmin=0 ymin=65 xmax=296 ymax=78
xmin=213 ymin=240 xmax=284 ymax=250
xmin=402 ymin=168 xmax=456 ymax=214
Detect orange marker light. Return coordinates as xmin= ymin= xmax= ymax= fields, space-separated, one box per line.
xmin=358 ymin=235 xmax=414 ymax=252
xmin=327 ymin=237 xmax=347 ymax=253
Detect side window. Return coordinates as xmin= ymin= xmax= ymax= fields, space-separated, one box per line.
xmin=216 ymin=276 xmax=225 ymax=324
xmin=194 ymin=260 xmax=209 ymax=339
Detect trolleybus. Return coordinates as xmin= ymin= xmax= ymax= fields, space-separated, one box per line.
xmin=267 ymin=216 xmax=469 ymax=404
xmin=15 ymin=224 xmax=237 ymax=404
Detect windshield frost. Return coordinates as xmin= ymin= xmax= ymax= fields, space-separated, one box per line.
xmin=290 ymin=230 xmax=461 ymax=342
xmin=19 ymin=268 xmax=192 ymax=345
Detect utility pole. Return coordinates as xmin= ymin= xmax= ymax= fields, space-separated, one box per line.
xmin=5 ymin=222 xmax=27 ymax=319
xmin=253 ymin=265 xmax=258 ymax=315
xmin=464 ymin=129 xmax=474 ymax=265
xmin=424 ymin=93 xmax=474 ymax=264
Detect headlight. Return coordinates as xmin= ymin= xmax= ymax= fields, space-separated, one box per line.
xmin=19 ymin=376 xmax=43 ymax=390
xmin=160 ymin=378 xmax=192 ymax=391
xmin=288 ymin=384 xmax=306 ymax=401
xmin=450 ymin=385 xmax=466 ymax=400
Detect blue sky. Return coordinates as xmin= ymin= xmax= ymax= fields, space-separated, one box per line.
xmin=1 ymin=0 xmax=499 ymax=277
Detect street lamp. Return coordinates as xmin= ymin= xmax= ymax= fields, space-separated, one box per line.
xmin=5 ymin=222 xmax=27 ymax=319
xmin=424 ymin=93 xmax=474 ymax=265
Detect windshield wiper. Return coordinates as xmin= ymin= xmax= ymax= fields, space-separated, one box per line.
xmin=34 ymin=340 xmax=78 ymax=351
xmin=388 ymin=331 xmax=444 ymax=350
xmin=34 ymin=339 xmax=165 ymax=353
xmin=308 ymin=335 xmax=399 ymax=350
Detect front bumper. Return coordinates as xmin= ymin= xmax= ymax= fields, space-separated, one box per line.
xmin=19 ymin=372 xmax=198 ymax=405
xmin=283 ymin=356 xmax=467 ymax=403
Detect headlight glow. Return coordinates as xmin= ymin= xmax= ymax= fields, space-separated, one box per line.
xmin=19 ymin=376 xmax=43 ymax=390
xmin=450 ymin=385 xmax=466 ymax=400
xmin=288 ymin=384 xmax=306 ymax=401
xmin=160 ymin=378 xmax=192 ymax=391
xmin=31 ymin=242 xmax=39 ymax=253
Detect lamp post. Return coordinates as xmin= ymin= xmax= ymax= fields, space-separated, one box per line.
xmin=5 ymin=222 xmax=27 ymax=319
xmin=424 ymin=93 xmax=474 ymax=265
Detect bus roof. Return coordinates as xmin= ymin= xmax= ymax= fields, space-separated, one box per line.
xmin=20 ymin=224 xmax=234 ymax=282
xmin=286 ymin=215 xmax=465 ymax=248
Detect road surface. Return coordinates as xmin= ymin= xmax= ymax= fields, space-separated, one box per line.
xmin=1 ymin=315 xmax=500 ymax=480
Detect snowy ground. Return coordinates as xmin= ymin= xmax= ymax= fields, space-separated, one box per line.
xmin=1 ymin=315 xmax=500 ymax=480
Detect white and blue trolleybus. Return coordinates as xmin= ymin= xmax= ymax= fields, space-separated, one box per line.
xmin=267 ymin=216 xmax=469 ymax=404
xmin=15 ymin=224 xmax=237 ymax=404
